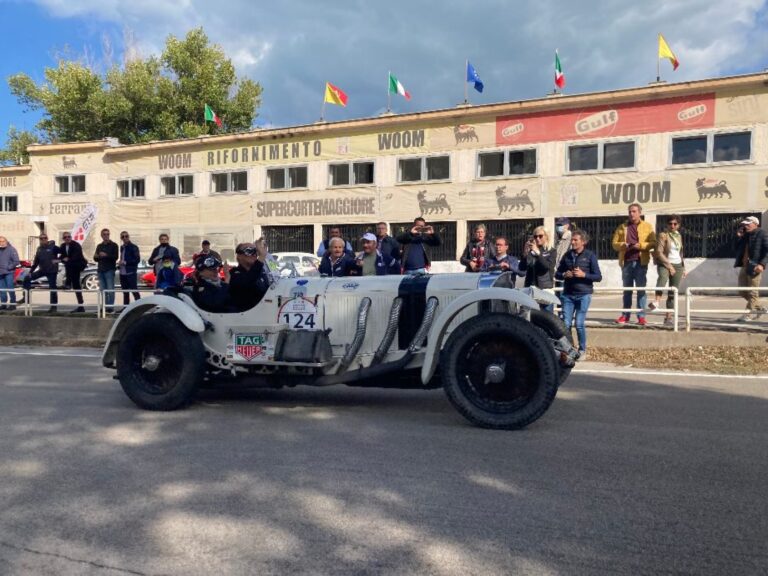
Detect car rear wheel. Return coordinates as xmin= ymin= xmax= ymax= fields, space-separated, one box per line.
xmin=82 ymin=274 xmax=99 ymax=291
xmin=441 ymin=313 xmax=559 ymax=430
xmin=116 ymin=314 xmax=205 ymax=410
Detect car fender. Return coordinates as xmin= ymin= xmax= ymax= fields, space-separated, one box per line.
xmin=420 ymin=288 xmax=539 ymax=384
xmin=101 ymin=295 xmax=205 ymax=367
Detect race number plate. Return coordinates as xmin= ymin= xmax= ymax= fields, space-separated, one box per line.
xmin=278 ymin=296 xmax=318 ymax=329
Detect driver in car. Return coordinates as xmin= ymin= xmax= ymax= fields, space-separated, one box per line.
xmin=225 ymin=242 xmax=270 ymax=311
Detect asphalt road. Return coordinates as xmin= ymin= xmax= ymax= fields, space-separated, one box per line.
xmin=0 ymin=347 xmax=766 ymax=576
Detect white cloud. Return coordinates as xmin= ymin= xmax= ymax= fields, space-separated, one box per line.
xmin=30 ymin=0 xmax=768 ymax=127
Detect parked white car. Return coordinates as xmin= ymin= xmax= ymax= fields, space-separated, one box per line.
xmin=102 ymin=272 xmax=576 ymax=429
xmin=272 ymin=252 xmax=320 ymax=276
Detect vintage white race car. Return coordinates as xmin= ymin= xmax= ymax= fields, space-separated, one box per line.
xmin=102 ymin=272 xmax=577 ymax=429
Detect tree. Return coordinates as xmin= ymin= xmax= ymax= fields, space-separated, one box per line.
xmin=2 ymin=27 xmax=262 ymax=160
xmin=0 ymin=127 xmax=38 ymax=166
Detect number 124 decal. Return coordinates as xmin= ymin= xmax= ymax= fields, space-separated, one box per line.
xmin=281 ymin=312 xmax=316 ymax=329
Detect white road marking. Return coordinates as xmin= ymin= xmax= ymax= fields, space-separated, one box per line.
xmin=0 ymin=350 xmax=100 ymax=359
xmin=574 ymin=367 xmax=768 ymax=380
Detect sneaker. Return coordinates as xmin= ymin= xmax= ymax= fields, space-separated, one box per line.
xmin=615 ymin=315 xmax=629 ymax=325
xmin=637 ymin=317 xmax=648 ymax=326
xmin=105 ymin=307 xmax=114 ymax=314
xmin=70 ymin=307 xmax=86 ymax=314
xmin=737 ymin=313 xmax=754 ymax=323
xmin=577 ymin=350 xmax=587 ymax=362
xmin=754 ymin=307 xmax=767 ymax=319
xmin=663 ymin=316 xmax=674 ymax=326
xmin=647 ymin=301 xmax=659 ymax=311
xmin=0 ymin=305 xmax=6 ymax=311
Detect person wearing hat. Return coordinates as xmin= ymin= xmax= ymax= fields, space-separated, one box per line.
xmin=226 ymin=242 xmax=270 ymax=311
xmin=353 ymin=232 xmax=400 ymax=276
xmin=187 ymin=254 xmax=229 ymax=313
xmin=733 ymin=215 xmax=768 ymax=322
xmin=155 ymin=254 xmax=184 ymax=290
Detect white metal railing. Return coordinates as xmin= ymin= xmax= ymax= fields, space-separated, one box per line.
xmin=98 ymin=288 xmax=157 ymax=318
xmin=685 ymin=286 xmax=768 ymax=332
xmin=553 ymin=286 xmax=679 ymax=332
xmin=0 ymin=288 xmax=29 ymax=316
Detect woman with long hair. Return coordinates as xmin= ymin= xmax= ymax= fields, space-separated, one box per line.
xmin=519 ymin=226 xmax=556 ymax=310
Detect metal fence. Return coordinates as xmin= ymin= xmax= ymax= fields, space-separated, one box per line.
xmin=684 ymin=286 xmax=768 ymax=331
xmin=567 ymin=216 xmax=626 ymax=259
xmin=261 ymin=225 xmax=314 ymax=253
xmin=467 ymin=219 xmax=543 ymax=252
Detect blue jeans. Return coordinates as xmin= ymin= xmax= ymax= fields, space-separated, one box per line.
xmin=0 ymin=272 xmax=15 ymax=304
xmin=98 ymin=270 xmax=116 ymax=307
xmin=621 ymin=261 xmax=647 ymax=319
xmin=405 ymin=268 xmax=426 ymax=275
xmin=561 ymin=293 xmax=592 ymax=352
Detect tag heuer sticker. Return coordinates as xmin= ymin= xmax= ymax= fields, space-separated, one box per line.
xmin=234 ymin=334 xmax=267 ymax=361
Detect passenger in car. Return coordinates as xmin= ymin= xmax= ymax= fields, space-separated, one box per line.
xmin=187 ymin=255 xmax=230 ymax=313
xmin=319 ymin=237 xmax=356 ymax=277
xmin=351 ymin=233 xmax=400 ymax=276
xmin=226 ymin=242 xmax=270 ymax=311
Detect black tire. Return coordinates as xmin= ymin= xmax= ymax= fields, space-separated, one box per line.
xmin=116 ymin=314 xmax=205 ymax=410
xmin=529 ymin=309 xmax=574 ymax=385
xmin=442 ymin=313 xmax=559 ymax=430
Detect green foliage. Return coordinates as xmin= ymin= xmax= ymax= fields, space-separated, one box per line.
xmin=0 ymin=127 xmax=38 ymax=166
xmin=2 ymin=27 xmax=262 ymax=160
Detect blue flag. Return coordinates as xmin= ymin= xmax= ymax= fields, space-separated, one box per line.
xmin=466 ymin=61 xmax=484 ymax=93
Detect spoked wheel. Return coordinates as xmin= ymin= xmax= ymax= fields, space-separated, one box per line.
xmin=442 ymin=314 xmax=559 ymax=429
xmin=116 ymin=314 xmax=205 ymax=410
xmin=83 ymin=274 xmax=99 ymax=291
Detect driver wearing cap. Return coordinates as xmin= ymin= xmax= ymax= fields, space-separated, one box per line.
xmin=226 ymin=241 xmax=270 ymax=311
xmin=353 ymin=232 xmax=400 ymax=276
xmin=187 ymin=254 xmax=230 ymax=313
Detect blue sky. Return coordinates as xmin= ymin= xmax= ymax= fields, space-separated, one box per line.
xmin=1 ymin=0 xmax=767 ymax=145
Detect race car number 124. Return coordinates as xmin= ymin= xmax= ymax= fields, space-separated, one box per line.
xmin=278 ymin=297 xmax=318 ymax=329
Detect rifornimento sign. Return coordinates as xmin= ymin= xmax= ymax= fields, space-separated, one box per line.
xmin=256 ymin=197 xmax=376 ymax=218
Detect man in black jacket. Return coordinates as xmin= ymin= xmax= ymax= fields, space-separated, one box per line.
xmin=375 ymin=222 xmax=400 ymax=266
xmin=24 ymin=233 xmax=60 ymax=312
xmin=93 ymin=228 xmax=119 ymax=313
xmin=118 ymin=231 xmax=141 ymax=305
xmin=396 ymin=217 xmax=441 ymax=275
xmin=226 ymin=242 xmax=270 ymax=311
xmin=60 ymin=232 xmax=87 ymax=313
xmin=733 ymin=216 xmax=768 ymax=322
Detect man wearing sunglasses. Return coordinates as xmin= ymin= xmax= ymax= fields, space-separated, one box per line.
xmin=225 ymin=242 xmax=269 ymax=311
xmin=93 ymin=228 xmax=119 ymax=313
xmin=60 ymin=232 xmax=87 ymax=313
xmin=23 ymin=233 xmax=61 ymax=313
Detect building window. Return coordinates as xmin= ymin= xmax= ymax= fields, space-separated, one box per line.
xmin=0 ymin=195 xmax=18 ymax=212
xmin=267 ymin=166 xmax=307 ymax=190
xmin=329 ymin=161 xmax=375 ymax=186
xmin=117 ymin=178 xmax=145 ymax=199
xmin=671 ymin=131 xmax=751 ymax=165
xmin=568 ymin=141 xmax=635 ymax=172
xmin=262 ymin=225 xmax=314 ymax=253
xmin=398 ymin=155 xmax=450 ymax=183
xmin=55 ymin=174 xmax=86 ymax=193
xmin=567 ymin=216 xmax=628 ymax=259
xmin=161 ymin=174 xmax=194 ymax=196
xmin=478 ymin=149 xmax=537 ymax=178
xmin=212 ymin=171 xmax=248 ymax=193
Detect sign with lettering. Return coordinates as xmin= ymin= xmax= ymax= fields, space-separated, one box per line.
xmin=50 ymin=202 xmax=88 ymax=215
xmin=71 ymin=204 xmax=99 ymax=243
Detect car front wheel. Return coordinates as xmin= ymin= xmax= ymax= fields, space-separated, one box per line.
xmin=441 ymin=313 xmax=559 ymax=430
xmin=116 ymin=314 xmax=205 ymax=410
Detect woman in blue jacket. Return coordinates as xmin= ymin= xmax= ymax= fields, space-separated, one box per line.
xmin=555 ymin=230 xmax=602 ymax=360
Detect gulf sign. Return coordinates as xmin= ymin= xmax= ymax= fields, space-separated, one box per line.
xmin=496 ymin=93 xmax=715 ymax=145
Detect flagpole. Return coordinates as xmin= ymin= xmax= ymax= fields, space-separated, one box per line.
xmin=656 ymin=34 xmax=661 ymax=82
xmin=320 ymin=83 xmax=327 ymax=121
xmin=554 ymin=49 xmax=558 ymax=95
xmin=387 ymin=71 xmax=391 ymax=112
xmin=464 ymin=59 xmax=469 ymax=104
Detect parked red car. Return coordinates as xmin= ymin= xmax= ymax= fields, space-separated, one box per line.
xmin=140 ymin=264 xmax=195 ymax=287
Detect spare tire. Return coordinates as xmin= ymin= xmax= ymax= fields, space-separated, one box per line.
xmin=441 ymin=313 xmax=559 ymax=430
xmin=116 ymin=314 xmax=205 ymax=410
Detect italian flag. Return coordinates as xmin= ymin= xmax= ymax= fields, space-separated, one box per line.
xmin=204 ymin=104 xmax=222 ymax=127
xmin=554 ymin=51 xmax=565 ymax=89
xmin=388 ymin=72 xmax=411 ymax=100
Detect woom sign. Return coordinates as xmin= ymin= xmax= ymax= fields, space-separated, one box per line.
xmin=601 ymin=181 xmax=671 ymax=204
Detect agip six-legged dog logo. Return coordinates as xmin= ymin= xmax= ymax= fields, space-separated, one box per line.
xmin=417 ymin=190 xmax=452 ymax=215
xmin=496 ymin=186 xmax=534 ymax=214
xmin=695 ymin=178 xmax=732 ymax=201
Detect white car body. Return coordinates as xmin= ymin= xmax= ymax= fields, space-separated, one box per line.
xmin=102 ymin=272 xmax=575 ymax=429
